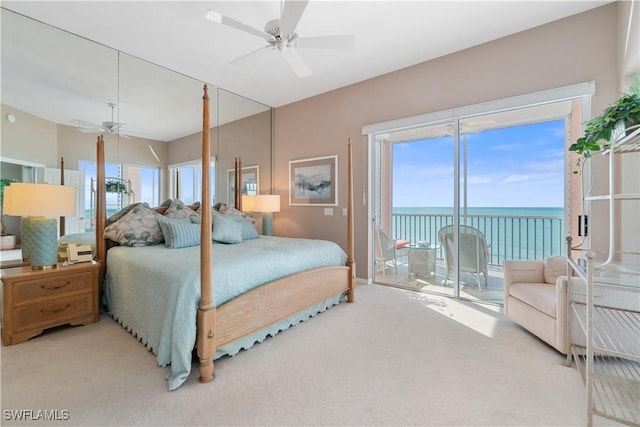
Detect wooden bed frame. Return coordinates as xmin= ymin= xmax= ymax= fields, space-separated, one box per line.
xmin=94 ymin=85 xmax=355 ymax=384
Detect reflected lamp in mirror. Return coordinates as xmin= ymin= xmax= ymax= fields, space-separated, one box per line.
xmin=241 ymin=195 xmax=256 ymax=213
xmin=253 ymin=195 xmax=280 ymax=236
xmin=3 ymin=183 xmax=77 ymax=270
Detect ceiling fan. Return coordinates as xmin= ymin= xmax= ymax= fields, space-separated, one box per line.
xmin=204 ymin=0 xmax=354 ymax=79
xmin=70 ymin=102 xmax=130 ymax=138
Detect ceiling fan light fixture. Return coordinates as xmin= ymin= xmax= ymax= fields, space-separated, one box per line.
xmin=203 ymin=10 xmax=222 ymax=24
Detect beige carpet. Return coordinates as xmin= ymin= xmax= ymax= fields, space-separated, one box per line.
xmin=1 ymin=284 xmax=592 ymax=426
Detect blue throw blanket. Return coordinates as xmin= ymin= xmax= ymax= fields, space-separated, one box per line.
xmin=104 ymin=236 xmax=347 ymax=390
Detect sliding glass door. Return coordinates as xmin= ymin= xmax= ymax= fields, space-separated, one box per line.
xmin=371 ymin=94 xmax=582 ymax=305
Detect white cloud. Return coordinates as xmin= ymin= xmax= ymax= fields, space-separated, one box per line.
xmin=503 ymin=174 xmax=528 ymax=183
xmin=468 ymin=176 xmax=491 ymax=184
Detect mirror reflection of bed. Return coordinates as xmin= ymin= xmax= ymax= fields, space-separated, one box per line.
xmin=1 ymin=8 xmax=272 ymax=254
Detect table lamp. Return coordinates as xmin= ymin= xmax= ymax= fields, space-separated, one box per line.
xmin=241 ymin=195 xmax=256 ymax=213
xmin=253 ymin=195 xmax=280 ymax=236
xmin=3 ymin=183 xmax=77 ymax=269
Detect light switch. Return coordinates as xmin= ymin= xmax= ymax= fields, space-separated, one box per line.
xmin=342 ymin=208 xmax=347 ymax=216
xmin=324 ymin=208 xmax=334 ymax=216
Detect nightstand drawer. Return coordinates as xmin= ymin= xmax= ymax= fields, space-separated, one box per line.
xmin=2 ymin=262 xmax=100 ymax=345
xmin=12 ymin=293 xmax=93 ymax=330
xmin=12 ymin=271 xmax=94 ymax=304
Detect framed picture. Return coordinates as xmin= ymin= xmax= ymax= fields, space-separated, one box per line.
xmin=289 ymin=155 xmax=338 ymax=206
xmin=227 ymin=165 xmax=259 ymax=205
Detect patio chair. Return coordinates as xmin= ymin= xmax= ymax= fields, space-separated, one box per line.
xmin=374 ymin=226 xmax=408 ymax=276
xmin=437 ymin=225 xmax=489 ymax=291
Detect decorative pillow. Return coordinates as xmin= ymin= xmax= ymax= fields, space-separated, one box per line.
xmin=164 ymin=199 xmax=199 ymax=219
xmin=217 ymin=203 xmax=256 ymax=223
xmin=104 ymin=204 xmax=164 ymax=247
xmin=157 ymin=216 xmax=200 ymax=249
xmin=238 ymin=221 xmax=259 ymax=240
xmin=209 ymin=210 xmax=256 ymax=240
xmin=106 ymin=202 xmax=148 ymax=226
xmin=160 ymin=198 xmax=173 ymax=207
xmin=212 ymin=213 xmax=243 ymax=244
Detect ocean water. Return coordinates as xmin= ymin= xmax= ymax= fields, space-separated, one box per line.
xmin=391 ymin=206 xmax=564 ymax=264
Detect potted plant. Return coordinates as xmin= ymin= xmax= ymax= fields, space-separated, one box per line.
xmin=105 ymin=179 xmax=131 ymax=196
xmin=570 ymin=73 xmax=640 ymax=161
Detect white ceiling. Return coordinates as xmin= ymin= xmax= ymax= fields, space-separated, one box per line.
xmin=1 ymin=1 xmax=610 ymax=141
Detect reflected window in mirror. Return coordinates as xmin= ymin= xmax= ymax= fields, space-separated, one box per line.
xmin=169 ymin=161 xmax=215 ymax=206
xmin=80 ymin=160 xmax=160 ymax=225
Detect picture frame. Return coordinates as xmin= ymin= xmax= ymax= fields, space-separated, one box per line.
xmin=227 ymin=165 xmax=259 ymax=205
xmin=289 ymin=155 xmax=338 ymax=206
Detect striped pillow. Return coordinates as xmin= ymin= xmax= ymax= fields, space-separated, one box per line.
xmin=157 ymin=216 xmax=200 ymax=249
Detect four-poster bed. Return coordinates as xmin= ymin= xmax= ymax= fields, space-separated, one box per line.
xmin=93 ymin=85 xmax=355 ymax=390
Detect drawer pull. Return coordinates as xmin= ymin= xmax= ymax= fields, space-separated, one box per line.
xmin=41 ymin=281 xmax=71 ymax=291
xmin=41 ymin=304 xmax=71 ymax=315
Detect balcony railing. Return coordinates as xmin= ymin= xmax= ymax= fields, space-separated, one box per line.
xmin=391 ymin=213 xmax=564 ymax=266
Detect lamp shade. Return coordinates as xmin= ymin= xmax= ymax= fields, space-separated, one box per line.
xmin=3 ymin=183 xmax=76 ymax=217
xmin=241 ymin=195 xmax=256 ymax=212
xmin=253 ymin=195 xmax=280 ymax=213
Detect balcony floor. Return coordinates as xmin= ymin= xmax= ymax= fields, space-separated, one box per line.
xmin=375 ymin=256 xmax=505 ymax=305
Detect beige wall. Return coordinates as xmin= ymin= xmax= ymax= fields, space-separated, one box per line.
xmin=1 ymin=105 xmax=57 ymax=167
xmin=168 ymin=110 xmax=273 ymax=203
xmin=274 ymin=3 xmax=623 ymax=280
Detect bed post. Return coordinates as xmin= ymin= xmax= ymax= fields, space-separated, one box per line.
xmin=60 ymin=157 xmax=66 ymax=237
xmin=95 ymin=136 xmax=107 ymax=286
xmin=234 ymin=157 xmax=242 ymax=210
xmin=198 ymin=85 xmax=215 ymax=383
xmin=346 ymin=138 xmax=356 ymax=302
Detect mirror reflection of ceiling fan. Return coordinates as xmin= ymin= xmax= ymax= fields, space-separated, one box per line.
xmin=70 ymin=102 xmax=130 ymax=139
xmin=204 ymin=0 xmax=354 ymax=79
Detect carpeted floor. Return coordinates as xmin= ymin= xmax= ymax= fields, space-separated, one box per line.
xmin=1 ymin=284 xmax=595 ymax=426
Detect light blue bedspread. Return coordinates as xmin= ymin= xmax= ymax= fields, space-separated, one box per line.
xmin=104 ymin=236 xmax=347 ymax=390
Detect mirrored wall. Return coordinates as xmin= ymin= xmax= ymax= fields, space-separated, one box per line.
xmin=1 ymin=7 xmax=272 ymax=238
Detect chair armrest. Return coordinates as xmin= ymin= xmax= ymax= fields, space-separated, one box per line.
xmin=503 ymin=260 xmax=544 ymax=317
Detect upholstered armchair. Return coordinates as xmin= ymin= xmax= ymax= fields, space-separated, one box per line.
xmin=503 ymin=256 xmax=570 ymax=354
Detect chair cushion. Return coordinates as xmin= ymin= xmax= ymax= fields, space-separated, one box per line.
xmin=396 ymin=239 xmax=410 ymax=249
xmin=508 ymin=282 xmax=557 ymax=318
xmin=544 ymin=256 xmax=567 ymax=285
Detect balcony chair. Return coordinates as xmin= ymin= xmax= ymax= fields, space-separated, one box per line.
xmin=437 ymin=225 xmax=489 ymax=291
xmin=375 ymin=226 xmax=409 ymax=276
xmin=503 ymin=257 xmax=570 ymax=354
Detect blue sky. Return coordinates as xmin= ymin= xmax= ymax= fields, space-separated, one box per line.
xmin=392 ymin=120 xmax=565 ymax=208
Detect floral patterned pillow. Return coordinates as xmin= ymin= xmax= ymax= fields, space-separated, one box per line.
xmin=104 ymin=203 xmax=164 ymax=247
xmin=106 ymin=202 xmax=148 ymax=226
xmin=164 ymin=199 xmax=199 ymax=219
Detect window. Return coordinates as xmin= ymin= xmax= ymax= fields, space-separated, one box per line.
xmin=169 ymin=159 xmax=215 ymax=205
xmin=79 ymin=160 xmax=160 ymax=227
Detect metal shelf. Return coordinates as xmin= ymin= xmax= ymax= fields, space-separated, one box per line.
xmin=606 ymin=126 xmax=640 ymax=154
xmin=567 ymin=256 xmax=640 ymax=426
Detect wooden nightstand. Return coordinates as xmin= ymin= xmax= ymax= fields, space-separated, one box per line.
xmin=1 ymin=261 xmax=100 ymax=346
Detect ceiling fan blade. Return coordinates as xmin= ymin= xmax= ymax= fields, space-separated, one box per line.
xmin=148 ymin=144 xmax=161 ymax=163
xmin=231 ymin=45 xmax=273 ymax=65
xmin=282 ymin=49 xmax=312 ymax=79
xmin=204 ymin=9 xmax=274 ymax=41
xmin=297 ymin=35 xmax=355 ymax=50
xmin=77 ymin=128 xmax=102 ymax=133
xmin=280 ymin=0 xmax=309 ymax=38
xmin=70 ymin=119 xmax=103 ymax=129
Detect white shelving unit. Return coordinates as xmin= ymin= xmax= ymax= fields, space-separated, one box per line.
xmin=583 ymin=126 xmax=640 ymax=266
xmin=566 ymin=254 xmax=640 ymax=426
xmin=567 ymin=125 xmax=640 ymax=426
